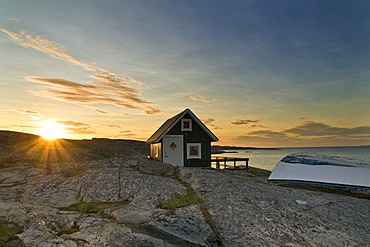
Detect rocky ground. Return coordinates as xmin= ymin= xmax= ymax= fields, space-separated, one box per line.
xmin=0 ymin=131 xmax=370 ymax=246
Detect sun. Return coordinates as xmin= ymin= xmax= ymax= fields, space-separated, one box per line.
xmin=38 ymin=120 xmax=67 ymax=140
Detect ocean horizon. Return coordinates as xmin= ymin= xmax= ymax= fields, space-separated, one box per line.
xmin=212 ymin=146 xmax=370 ymax=171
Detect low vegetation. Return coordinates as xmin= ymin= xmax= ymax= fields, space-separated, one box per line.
xmin=159 ymin=185 xmax=224 ymax=246
xmin=0 ymin=162 xmax=15 ymax=169
xmin=132 ymin=161 xmax=179 ymax=178
xmin=159 ymin=187 xmax=200 ymax=209
xmin=0 ymin=220 xmax=22 ymax=245
xmin=60 ymin=201 xmax=129 ymax=214
xmin=57 ymin=225 xmax=80 ymax=236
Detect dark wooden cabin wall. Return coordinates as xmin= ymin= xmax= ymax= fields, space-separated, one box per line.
xmin=166 ymin=113 xmax=212 ymax=167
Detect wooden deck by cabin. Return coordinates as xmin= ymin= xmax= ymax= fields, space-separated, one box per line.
xmin=188 ymin=156 xmax=249 ymax=171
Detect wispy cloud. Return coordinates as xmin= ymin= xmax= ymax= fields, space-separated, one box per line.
xmin=98 ymin=123 xmax=121 ymax=128
xmin=94 ymin=109 xmax=108 ymax=114
xmin=1 ymin=29 xmax=108 ymax=74
xmin=284 ymin=121 xmax=370 ymax=139
xmin=189 ymin=95 xmax=213 ymax=104
xmin=57 ymin=120 xmax=90 ymax=127
xmin=65 ymin=126 xmax=96 ymax=135
xmin=117 ymin=130 xmax=137 ymax=138
xmin=27 ymin=76 xmax=153 ymax=111
xmin=1 ymin=29 xmax=160 ymax=114
xmin=202 ymin=118 xmax=222 ymax=130
xmin=230 ymin=119 xmax=259 ymax=125
xmin=246 ymin=130 xmax=291 ymax=139
xmin=144 ymin=107 xmax=161 ymax=115
xmin=250 ymin=124 xmax=268 ymax=128
xmin=57 ymin=120 xmax=96 ymax=135
xmin=56 ymin=120 xmax=125 ymax=135
xmin=11 ymin=124 xmax=37 ymax=128
xmin=235 ymin=131 xmax=295 ymax=147
xmin=236 ymin=121 xmax=370 ymax=147
xmin=13 ymin=108 xmax=43 ymax=120
xmin=120 ymin=130 xmax=133 ymax=134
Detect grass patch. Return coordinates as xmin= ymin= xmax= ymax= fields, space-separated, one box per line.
xmin=158 ymin=186 xmax=210 ymax=218
xmin=57 ymin=225 xmax=80 ymax=236
xmin=159 ymin=187 xmax=200 ymax=209
xmin=159 ymin=185 xmax=224 ymax=246
xmin=0 ymin=162 xmax=17 ymax=169
xmin=60 ymin=201 xmax=129 ymax=214
xmin=0 ymin=220 xmax=22 ymax=246
xmin=199 ymin=203 xmax=213 ymax=226
xmin=132 ymin=161 xmax=179 ymax=178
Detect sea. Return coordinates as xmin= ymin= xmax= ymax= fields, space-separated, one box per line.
xmin=212 ymin=146 xmax=370 ymax=171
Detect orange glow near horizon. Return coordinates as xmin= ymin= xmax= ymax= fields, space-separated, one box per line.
xmin=19 ymin=137 xmax=75 ymax=165
xmin=37 ymin=120 xmax=68 ymax=140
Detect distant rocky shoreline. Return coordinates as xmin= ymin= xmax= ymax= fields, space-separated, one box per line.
xmin=1 ymin=131 xmax=370 ymax=246
xmin=211 ymin=145 xmax=281 ymax=154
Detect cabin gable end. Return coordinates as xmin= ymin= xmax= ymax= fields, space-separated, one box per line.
xmin=147 ymin=109 xmax=218 ymax=167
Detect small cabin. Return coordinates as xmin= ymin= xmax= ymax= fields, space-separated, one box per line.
xmin=147 ymin=108 xmax=218 ymax=167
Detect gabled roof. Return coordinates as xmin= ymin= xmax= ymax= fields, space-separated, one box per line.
xmin=147 ymin=108 xmax=219 ymax=143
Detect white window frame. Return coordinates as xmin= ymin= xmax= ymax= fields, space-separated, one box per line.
xmin=181 ymin=119 xmax=192 ymax=131
xmin=187 ymin=143 xmax=201 ymax=159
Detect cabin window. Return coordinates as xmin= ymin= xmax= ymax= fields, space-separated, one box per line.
xmin=151 ymin=143 xmax=161 ymax=160
xmin=181 ymin=119 xmax=192 ymax=131
xmin=187 ymin=143 xmax=201 ymax=159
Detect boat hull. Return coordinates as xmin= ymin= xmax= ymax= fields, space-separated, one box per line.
xmin=268 ymin=153 xmax=370 ymax=189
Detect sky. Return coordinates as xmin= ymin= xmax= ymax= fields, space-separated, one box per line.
xmin=1 ymin=0 xmax=370 ymax=147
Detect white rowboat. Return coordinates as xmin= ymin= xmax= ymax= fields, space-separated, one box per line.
xmin=268 ymin=153 xmax=370 ymax=189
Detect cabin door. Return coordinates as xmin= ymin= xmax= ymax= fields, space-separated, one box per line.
xmin=163 ymin=135 xmax=183 ymax=166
